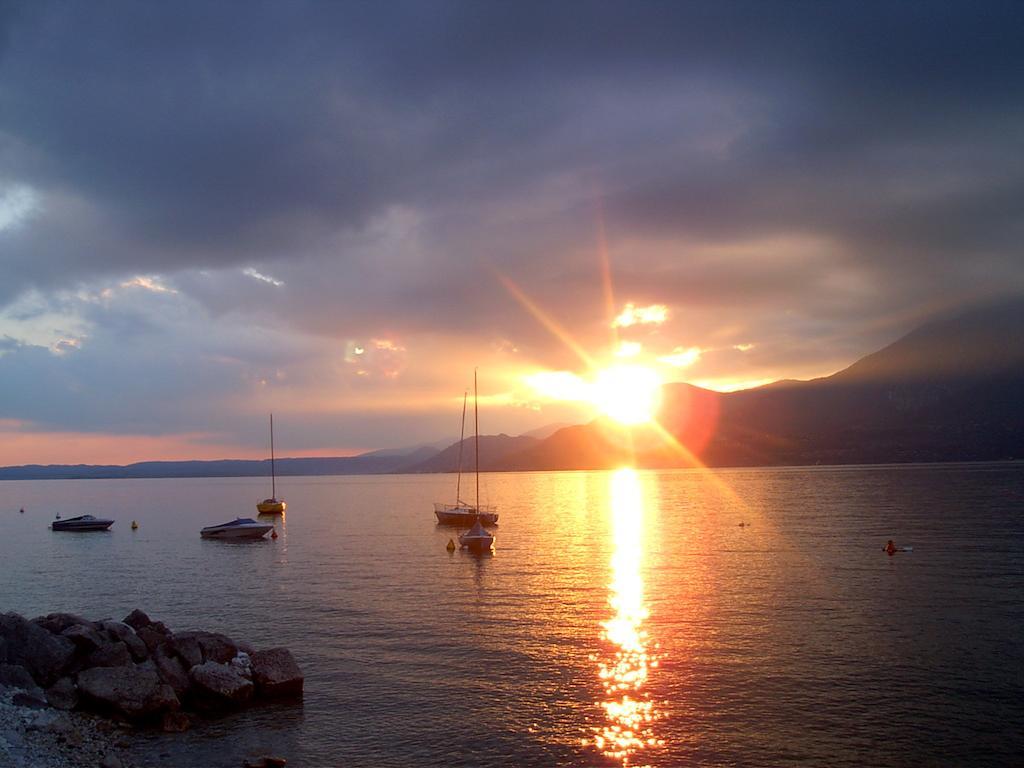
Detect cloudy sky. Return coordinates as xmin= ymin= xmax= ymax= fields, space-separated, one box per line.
xmin=1 ymin=1 xmax=1022 ymax=463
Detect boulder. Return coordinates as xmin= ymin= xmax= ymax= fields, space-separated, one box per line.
xmin=196 ymin=632 xmax=238 ymax=664
xmin=168 ymin=633 xmax=203 ymax=670
xmin=0 ymin=662 xmax=40 ymax=692
xmin=153 ymin=647 xmax=190 ymax=697
xmin=136 ymin=626 xmax=170 ymax=655
xmin=188 ymin=661 xmax=254 ymax=707
xmin=122 ymin=609 xmax=152 ymax=632
xmin=32 ymin=613 xmax=96 ymax=635
xmin=87 ymin=641 xmax=133 ymax=668
xmin=0 ymin=612 xmax=75 ymax=686
xmin=45 ymin=677 xmax=79 ymax=710
xmin=61 ymin=623 xmax=108 ymax=652
xmin=172 ymin=631 xmax=237 ymax=665
xmin=101 ymin=621 xmax=149 ymax=662
xmin=250 ymin=648 xmax=303 ymax=698
xmin=77 ymin=664 xmax=178 ymax=720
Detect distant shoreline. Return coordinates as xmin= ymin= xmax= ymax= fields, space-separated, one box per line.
xmin=2 ymin=457 xmax=1020 ymax=482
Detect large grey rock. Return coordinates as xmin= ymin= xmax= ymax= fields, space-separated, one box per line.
xmin=32 ymin=613 xmax=96 ymax=635
xmin=172 ymin=631 xmax=237 ymax=665
xmin=0 ymin=662 xmax=39 ymax=692
xmin=77 ymin=664 xmax=178 ymax=719
xmin=45 ymin=676 xmax=79 ymax=710
xmin=87 ymin=641 xmax=133 ymax=668
xmin=61 ymin=623 xmax=107 ymax=652
xmin=168 ymin=633 xmax=202 ymax=670
xmin=153 ymin=647 xmax=190 ymax=697
xmin=122 ymin=609 xmax=152 ymax=632
xmin=0 ymin=612 xmax=75 ymax=686
xmin=250 ymin=648 xmax=303 ymax=698
xmin=136 ymin=625 xmax=170 ymax=655
xmin=188 ymin=661 xmax=253 ymax=707
xmin=101 ymin=621 xmax=149 ymax=662
xmin=196 ymin=632 xmax=237 ymax=664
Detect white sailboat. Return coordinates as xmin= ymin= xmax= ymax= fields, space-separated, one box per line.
xmin=434 ymin=373 xmax=498 ymax=526
xmin=256 ymin=413 xmax=286 ymax=514
xmin=458 ymin=370 xmax=495 ymax=552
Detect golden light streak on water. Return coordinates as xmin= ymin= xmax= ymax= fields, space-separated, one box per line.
xmin=592 ymin=468 xmax=664 ymax=767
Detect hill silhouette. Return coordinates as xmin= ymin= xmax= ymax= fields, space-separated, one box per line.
xmin=502 ymin=297 xmax=1024 ymax=469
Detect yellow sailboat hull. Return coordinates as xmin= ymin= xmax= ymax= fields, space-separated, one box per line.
xmin=257 ymin=499 xmax=286 ymax=514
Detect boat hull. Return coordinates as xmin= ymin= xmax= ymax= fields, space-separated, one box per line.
xmin=51 ymin=520 xmax=114 ymax=532
xmin=433 ymin=504 xmax=498 ymax=526
xmin=200 ymin=524 xmax=273 ymax=539
xmin=256 ymin=500 xmax=286 ymax=514
xmin=459 ymin=534 xmax=495 ymax=552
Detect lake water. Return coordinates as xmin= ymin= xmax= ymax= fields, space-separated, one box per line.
xmin=1 ymin=464 xmax=1023 ymax=767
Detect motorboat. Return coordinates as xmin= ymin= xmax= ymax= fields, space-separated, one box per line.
xmin=458 ymin=519 xmax=495 ymax=553
xmin=51 ymin=514 xmax=114 ymax=532
xmin=200 ymin=518 xmax=274 ymax=539
xmin=433 ymin=372 xmax=498 ymax=527
xmin=256 ymin=413 xmax=286 ymax=515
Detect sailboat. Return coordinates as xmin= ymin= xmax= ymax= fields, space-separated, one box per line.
xmin=434 ymin=371 xmax=498 ymax=527
xmin=256 ymin=414 xmax=286 ymax=515
xmin=458 ymin=371 xmax=495 ymax=552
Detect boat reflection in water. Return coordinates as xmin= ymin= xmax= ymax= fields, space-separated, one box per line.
xmin=593 ymin=468 xmax=663 ymax=767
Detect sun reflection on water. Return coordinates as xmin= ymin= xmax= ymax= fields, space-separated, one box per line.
xmin=592 ymin=468 xmax=663 ymax=766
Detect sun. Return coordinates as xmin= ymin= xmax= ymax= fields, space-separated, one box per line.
xmin=591 ymin=365 xmax=663 ymax=425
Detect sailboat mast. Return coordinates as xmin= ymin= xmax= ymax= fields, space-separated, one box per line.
xmin=456 ymin=391 xmax=467 ymax=503
xmin=474 ymin=369 xmax=480 ymax=512
xmin=270 ymin=413 xmax=276 ymax=499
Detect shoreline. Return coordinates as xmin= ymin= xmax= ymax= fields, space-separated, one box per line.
xmin=0 ymin=687 xmax=133 ymax=768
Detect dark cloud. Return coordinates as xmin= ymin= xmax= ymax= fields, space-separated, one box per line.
xmin=1 ymin=0 xmax=1023 ymax=452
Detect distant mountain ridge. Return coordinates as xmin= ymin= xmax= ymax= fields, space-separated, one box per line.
xmin=504 ymin=296 xmax=1024 ymax=469
xmin=3 ymin=297 xmax=1022 ymax=479
xmin=0 ymin=448 xmax=440 ymax=481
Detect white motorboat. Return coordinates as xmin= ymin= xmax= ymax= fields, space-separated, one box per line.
xmin=200 ymin=517 xmax=274 ymax=539
xmin=433 ymin=372 xmax=498 ymax=527
xmin=458 ymin=518 xmax=495 ymax=553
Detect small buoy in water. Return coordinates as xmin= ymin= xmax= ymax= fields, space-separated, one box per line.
xmin=19 ymin=508 xmax=24 ymax=514
xmin=446 ymin=538 xmax=456 ymax=553
xmin=131 ymin=520 xmax=138 ymax=530
xmin=271 ymin=528 xmax=278 ymax=539
xmin=55 ymin=513 xmax=61 ymax=520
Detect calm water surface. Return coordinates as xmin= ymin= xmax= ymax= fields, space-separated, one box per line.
xmin=1 ymin=464 xmax=1023 ymax=767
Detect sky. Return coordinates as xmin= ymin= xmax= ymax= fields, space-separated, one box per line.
xmin=1 ymin=0 xmax=1023 ymax=464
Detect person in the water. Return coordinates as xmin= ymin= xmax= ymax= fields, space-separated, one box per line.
xmin=885 ymin=539 xmax=897 ymax=555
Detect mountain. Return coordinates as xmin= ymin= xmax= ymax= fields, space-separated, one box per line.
xmin=402 ymin=434 xmax=540 ymax=473
xmin=3 ymin=298 xmax=1021 ymax=480
xmin=519 ymin=422 xmax=573 ymax=440
xmin=506 ymin=297 xmax=1024 ymax=469
xmin=0 ymin=447 xmax=440 ymax=481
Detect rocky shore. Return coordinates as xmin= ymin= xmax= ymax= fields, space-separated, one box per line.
xmin=0 ymin=609 xmax=303 ymax=767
